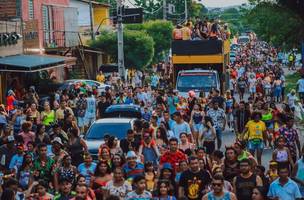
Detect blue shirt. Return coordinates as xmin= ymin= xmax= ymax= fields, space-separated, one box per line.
xmin=267 ymin=178 xmax=302 ymax=200
xmin=123 ymin=162 xmax=144 ymax=181
xmin=297 ymin=79 xmax=304 ymax=92
xmin=77 ymin=162 xmax=97 ymax=185
xmin=171 ymin=121 xmax=191 ymax=139
xmin=85 ymin=96 xmax=96 ymax=117
xmin=9 ymin=154 xmax=23 ymax=170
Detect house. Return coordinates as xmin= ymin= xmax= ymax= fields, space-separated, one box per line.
xmin=69 ymin=0 xmax=110 ymax=45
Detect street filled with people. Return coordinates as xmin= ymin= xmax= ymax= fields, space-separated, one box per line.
xmin=0 ymin=30 xmax=304 ymax=200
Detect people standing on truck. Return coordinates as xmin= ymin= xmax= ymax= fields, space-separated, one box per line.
xmin=173 ymin=25 xmax=183 ymax=40
xmin=181 ymin=22 xmax=192 ymax=40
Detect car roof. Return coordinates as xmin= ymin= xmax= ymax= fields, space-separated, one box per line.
xmin=106 ymin=104 xmax=141 ymax=111
xmin=93 ymin=118 xmax=135 ymax=124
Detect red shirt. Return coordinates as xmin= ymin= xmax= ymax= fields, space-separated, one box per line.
xmin=160 ymin=150 xmax=186 ymax=172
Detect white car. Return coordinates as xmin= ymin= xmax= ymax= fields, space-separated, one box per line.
xmin=59 ymin=79 xmax=111 ymax=95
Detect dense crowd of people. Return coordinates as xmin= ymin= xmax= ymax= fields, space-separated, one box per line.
xmin=172 ymin=17 xmax=231 ymax=41
xmin=0 ymin=37 xmax=303 ymax=200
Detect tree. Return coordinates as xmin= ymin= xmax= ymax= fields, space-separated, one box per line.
xmin=244 ymin=1 xmax=303 ymax=49
xmin=126 ymin=20 xmax=173 ymax=62
xmin=90 ymin=28 xmax=154 ymax=70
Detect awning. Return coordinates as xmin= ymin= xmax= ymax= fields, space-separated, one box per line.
xmin=0 ymin=54 xmax=65 ymax=72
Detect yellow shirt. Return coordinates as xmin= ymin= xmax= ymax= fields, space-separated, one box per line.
xmin=96 ymin=74 xmax=105 ymax=83
xmin=246 ymin=120 xmax=266 ymax=140
xmin=181 ymin=27 xmax=191 ymax=40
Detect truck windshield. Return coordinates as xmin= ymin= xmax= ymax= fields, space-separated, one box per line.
xmin=177 ymin=73 xmax=217 ymax=92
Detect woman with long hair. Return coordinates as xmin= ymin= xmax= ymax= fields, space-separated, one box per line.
xmin=91 ymin=160 xmax=113 ymax=199
xmin=17 ymin=153 xmax=33 ymax=190
xmin=67 ymin=128 xmax=87 ymax=166
xmin=104 ymin=167 xmax=132 ymax=199
xmin=40 ymin=101 xmax=55 ymax=131
xmin=111 ymin=154 xmax=125 ymax=170
xmin=198 ymin=116 xmax=216 ymax=155
xmin=35 ymin=124 xmax=50 ymax=145
xmin=153 ymin=179 xmax=177 ymax=200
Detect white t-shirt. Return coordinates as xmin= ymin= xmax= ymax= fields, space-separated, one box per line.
xmin=85 ymin=96 xmax=96 ymax=118
xmin=105 ymin=180 xmax=132 ymax=199
xmin=287 ymin=93 xmax=298 ymax=108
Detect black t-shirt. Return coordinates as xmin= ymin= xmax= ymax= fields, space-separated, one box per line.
xmin=179 ymin=169 xmax=212 ymax=200
xmin=120 ymin=138 xmax=141 ymax=154
xmin=97 ymin=101 xmax=111 ymax=117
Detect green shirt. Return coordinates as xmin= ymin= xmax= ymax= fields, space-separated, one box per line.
xmin=33 ymin=157 xmax=55 ymax=182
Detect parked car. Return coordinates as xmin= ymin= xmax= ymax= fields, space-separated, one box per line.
xmin=84 ymin=118 xmax=136 ymax=160
xmin=103 ymin=104 xmax=142 ymax=119
xmin=58 ymin=79 xmax=111 ymax=95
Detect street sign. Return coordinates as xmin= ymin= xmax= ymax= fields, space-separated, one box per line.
xmin=112 ymin=8 xmax=143 ymax=24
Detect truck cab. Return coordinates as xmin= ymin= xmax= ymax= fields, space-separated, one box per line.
xmin=176 ymin=70 xmax=220 ymax=97
xmin=171 ymin=39 xmax=230 ymax=95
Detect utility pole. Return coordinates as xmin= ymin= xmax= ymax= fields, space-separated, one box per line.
xmin=89 ymin=0 xmax=95 ymax=40
xmin=163 ymin=0 xmax=167 ymax=20
xmin=184 ymin=0 xmax=188 ymax=22
xmin=117 ymin=0 xmax=125 ymax=80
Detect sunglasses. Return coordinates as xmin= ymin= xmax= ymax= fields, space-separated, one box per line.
xmin=212 ymin=183 xmax=222 ymax=187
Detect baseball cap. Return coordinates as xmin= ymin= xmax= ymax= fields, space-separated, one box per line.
xmin=162 ymin=163 xmax=173 ymax=170
xmin=126 ymin=151 xmax=137 ymax=159
xmin=52 ymin=137 xmax=63 ymax=145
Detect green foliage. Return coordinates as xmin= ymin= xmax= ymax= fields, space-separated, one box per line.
xmin=90 ymin=28 xmax=154 ymax=70
xmin=133 ymin=0 xmax=207 ymax=22
xmin=126 ymin=20 xmax=174 ymax=62
xmin=244 ymin=1 xmax=304 ymax=50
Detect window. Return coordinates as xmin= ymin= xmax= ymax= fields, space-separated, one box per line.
xmin=16 ymin=0 xmax=21 ymax=17
xmin=28 ymin=0 xmax=34 ymax=19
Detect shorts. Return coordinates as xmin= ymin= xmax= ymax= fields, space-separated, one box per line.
xmin=193 ymin=123 xmax=202 ymax=132
xmin=85 ymin=116 xmax=96 ymax=126
xmin=299 ymin=92 xmax=304 ymax=100
xmin=247 ymin=139 xmax=264 ymax=151
xmin=78 ymin=117 xmax=86 ymax=127
xmin=249 ymin=87 xmax=256 ymax=94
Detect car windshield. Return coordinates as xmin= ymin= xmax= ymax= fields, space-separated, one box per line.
xmin=177 ymin=73 xmax=217 ymax=92
xmin=86 ymin=123 xmax=131 ymax=140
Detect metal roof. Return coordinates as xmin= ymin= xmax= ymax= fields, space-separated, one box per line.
xmin=0 ymin=54 xmax=65 ymax=72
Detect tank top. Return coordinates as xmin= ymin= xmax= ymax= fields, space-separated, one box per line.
xmin=235 ymin=174 xmax=257 ymax=200
xmin=69 ymin=138 xmax=84 ymax=157
xmin=42 ymin=110 xmax=55 ymax=126
xmin=193 ymin=112 xmax=203 ymax=124
xmin=262 ymin=112 xmax=272 ymax=121
xmin=207 ymin=191 xmax=231 ymax=200
xmin=276 ymin=149 xmax=288 ymax=162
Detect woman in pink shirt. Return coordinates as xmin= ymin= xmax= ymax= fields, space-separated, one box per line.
xmin=18 ymin=121 xmax=35 ymax=150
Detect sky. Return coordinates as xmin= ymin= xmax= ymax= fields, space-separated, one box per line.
xmin=200 ymin=0 xmax=248 ymax=8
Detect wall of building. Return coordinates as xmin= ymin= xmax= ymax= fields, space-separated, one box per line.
xmin=0 ymin=20 xmax=23 ymax=57
xmin=93 ymin=5 xmax=110 ymax=26
xmin=21 ymin=0 xmax=70 ymax=49
xmin=70 ymin=0 xmax=91 ymax=26
xmin=0 ymin=0 xmax=18 ymax=19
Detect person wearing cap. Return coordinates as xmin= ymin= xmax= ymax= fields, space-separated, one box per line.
xmin=50 ymin=123 xmax=69 ymax=145
xmin=0 ymin=131 xmax=16 ymax=169
xmin=6 ymin=89 xmax=17 ymax=112
xmin=122 ymin=151 xmax=144 ymax=183
xmin=8 ymin=143 xmax=24 ymax=173
xmin=51 ymin=137 xmax=68 ymax=165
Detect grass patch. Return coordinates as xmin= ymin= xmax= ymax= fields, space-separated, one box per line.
xmin=285 ymin=72 xmax=301 ymax=93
